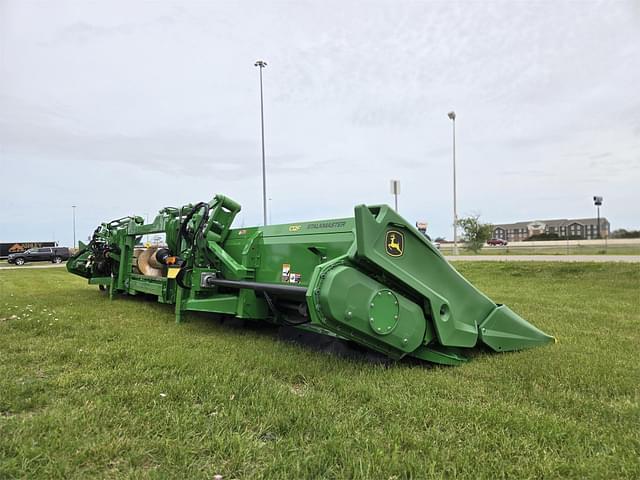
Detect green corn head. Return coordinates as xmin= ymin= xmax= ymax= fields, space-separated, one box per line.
xmin=67 ymin=194 xmax=554 ymax=365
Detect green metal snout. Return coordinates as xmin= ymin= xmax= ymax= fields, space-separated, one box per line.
xmin=478 ymin=305 xmax=556 ymax=352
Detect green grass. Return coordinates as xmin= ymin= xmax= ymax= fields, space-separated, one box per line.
xmin=1 ymin=264 xmax=639 ymax=479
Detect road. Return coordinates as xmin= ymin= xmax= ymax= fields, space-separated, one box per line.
xmin=446 ymin=255 xmax=640 ymax=263
xmin=0 ymin=263 xmax=67 ymax=270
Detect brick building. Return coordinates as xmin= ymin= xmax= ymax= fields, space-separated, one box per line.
xmin=492 ymin=218 xmax=610 ymax=242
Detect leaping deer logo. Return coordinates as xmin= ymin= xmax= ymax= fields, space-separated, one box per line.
xmin=385 ymin=230 xmax=404 ymax=257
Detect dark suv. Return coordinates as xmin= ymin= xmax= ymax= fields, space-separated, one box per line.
xmin=7 ymin=247 xmax=70 ymax=266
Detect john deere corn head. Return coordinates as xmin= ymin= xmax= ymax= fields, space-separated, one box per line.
xmin=67 ymin=194 xmax=553 ymax=365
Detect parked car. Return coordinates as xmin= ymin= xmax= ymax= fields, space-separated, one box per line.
xmin=7 ymin=247 xmax=70 ymax=266
xmin=486 ymin=238 xmax=508 ymax=246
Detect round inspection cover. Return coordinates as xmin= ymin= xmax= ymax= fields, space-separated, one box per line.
xmin=368 ymin=289 xmax=400 ymax=335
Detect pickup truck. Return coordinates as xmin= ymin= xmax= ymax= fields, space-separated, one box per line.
xmin=7 ymin=247 xmax=70 ymax=266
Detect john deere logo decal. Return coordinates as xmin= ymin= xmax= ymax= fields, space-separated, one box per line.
xmin=385 ymin=230 xmax=404 ymax=257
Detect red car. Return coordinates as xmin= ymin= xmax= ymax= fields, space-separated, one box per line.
xmin=486 ymin=238 xmax=508 ymax=246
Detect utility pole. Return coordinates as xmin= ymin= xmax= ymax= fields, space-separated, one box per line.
xmin=448 ymin=111 xmax=458 ymax=255
xmin=145 ymin=213 xmax=149 ymax=246
xmin=254 ymin=59 xmax=268 ymax=226
xmin=390 ymin=180 xmax=400 ymax=212
xmin=72 ymin=205 xmax=77 ymax=248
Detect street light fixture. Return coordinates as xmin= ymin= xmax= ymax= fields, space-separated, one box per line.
xmin=447 ymin=111 xmax=458 ymax=255
xmin=254 ymin=59 xmax=268 ymax=226
xmin=593 ymin=196 xmax=603 ymax=239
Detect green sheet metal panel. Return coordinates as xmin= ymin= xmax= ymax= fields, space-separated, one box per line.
xmin=353 ymin=204 xmax=494 ymax=348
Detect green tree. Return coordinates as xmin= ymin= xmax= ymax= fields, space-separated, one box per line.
xmin=457 ymin=215 xmax=493 ymax=253
xmin=611 ymin=229 xmax=640 ymax=239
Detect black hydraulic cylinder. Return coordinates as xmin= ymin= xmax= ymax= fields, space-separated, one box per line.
xmin=204 ymin=277 xmax=308 ymax=297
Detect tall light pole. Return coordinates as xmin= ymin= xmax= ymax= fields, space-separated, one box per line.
xmin=145 ymin=213 xmax=149 ymax=246
xmin=72 ymin=205 xmax=77 ymax=248
xmin=390 ymin=180 xmax=400 ymax=212
xmin=448 ymin=111 xmax=458 ymax=255
xmin=593 ymin=196 xmax=603 ymax=239
xmin=254 ymin=59 xmax=268 ymax=226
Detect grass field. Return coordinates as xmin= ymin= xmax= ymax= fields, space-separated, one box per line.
xmin=1 ymin=264 xmax=639 ymax=479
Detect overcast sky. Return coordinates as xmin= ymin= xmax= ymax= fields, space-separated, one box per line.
xmin=1 ymin=0 xmax=639 ymax=245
